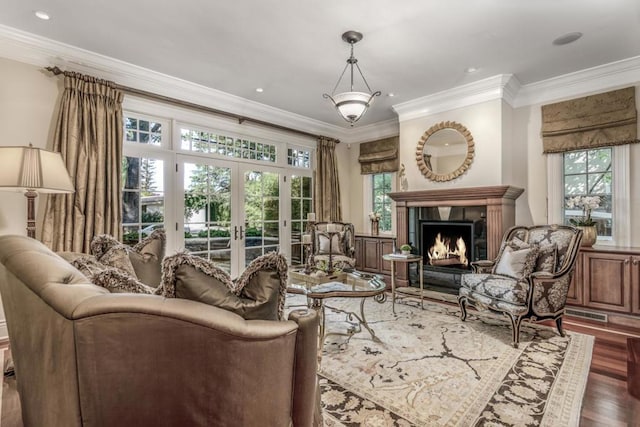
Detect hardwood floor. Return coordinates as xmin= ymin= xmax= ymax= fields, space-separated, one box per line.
xmin=1 ymin=312 xmax=640 ymax=426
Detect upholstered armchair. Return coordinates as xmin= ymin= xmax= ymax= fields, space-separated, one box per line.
xmin=458 ymin=224 xmax=583 ymax=348
xmin=310 ymin=222 xmax=356 ymax=271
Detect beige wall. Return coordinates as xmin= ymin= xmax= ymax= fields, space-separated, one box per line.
xmin=0 ymin=58 xmax=61 ymax=236
xmin=0 ymin=58 xmax=61 ymax=339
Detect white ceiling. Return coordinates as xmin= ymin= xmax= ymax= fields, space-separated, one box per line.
xmin=1 ymin=0 xmax=639 ymax=128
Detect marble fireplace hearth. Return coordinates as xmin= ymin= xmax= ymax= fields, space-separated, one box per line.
xmin=389 ymin=185 xmax=524 ymax=287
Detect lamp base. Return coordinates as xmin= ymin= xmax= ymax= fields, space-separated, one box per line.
xmin=25 ymin=190 xmax=38 ymax=239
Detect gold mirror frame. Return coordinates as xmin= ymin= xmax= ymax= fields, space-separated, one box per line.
xmin=415 ymin=121 xmax=475 ymax=182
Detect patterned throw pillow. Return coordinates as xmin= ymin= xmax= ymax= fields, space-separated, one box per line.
xmin=89 ymin=230 xmax=166 ymax=287
xmin=70 ymin=255 xmax=109 ymax=278
xmin=494 ymin=246 xmax=540 ymax=280
xmin=91 ymin=268 xmax=157 ymax=294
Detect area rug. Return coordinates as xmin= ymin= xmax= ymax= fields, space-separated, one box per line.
xmin=287 ymin=295 xmax=593 ymax=427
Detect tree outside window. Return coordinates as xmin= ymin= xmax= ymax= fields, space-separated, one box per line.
xmin=372 ymin=173 xmax=393 ymax=232
xmin=563 ymin=148 xmax=612 ymax=237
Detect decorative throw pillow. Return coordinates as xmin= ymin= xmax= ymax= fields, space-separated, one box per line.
xmin=493 ymin=236 xmax=531 ymax=275
xmin=160 ymin=251 xmax=234 ymax=298
xmin=99 ymin=245 xmax=138 ymax=278
xmin=92 ymin=268 xmax=157 ymax=294
xmin=161 ymin=251 xmax=287 ymax=321
xmin=70 ymin=255 xmax=109 ymax=279
xmin=317 ymin=232 xmax=344 ymax=255
xmin=494 ymin=246 xmax=540 ymax=280
xmin=129 ymin=229 xmax=166 ymax=287
xmin=233 ymin=251 xmax=289 ymax=320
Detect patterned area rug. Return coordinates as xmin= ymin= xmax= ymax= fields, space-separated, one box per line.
xmin=287 ymin=295 xmax=593 ymax=427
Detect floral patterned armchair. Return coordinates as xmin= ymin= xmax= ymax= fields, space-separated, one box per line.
xmin=310 ymin=222 xmax=356 ymax=271
xmin=458 ymin=225 xmax=583 ymax=348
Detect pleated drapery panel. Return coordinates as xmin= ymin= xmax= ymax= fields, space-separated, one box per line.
xmin=42 ymin=72 xmax=124 ymax=252
xmin=314 ymin=137 xmax=342 ymax=222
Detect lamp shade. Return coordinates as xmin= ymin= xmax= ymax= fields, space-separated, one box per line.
xmin=331 ymin=91 xmax=378 ymax=123
xmin=0 ymin=145 xmax=74 ymax=193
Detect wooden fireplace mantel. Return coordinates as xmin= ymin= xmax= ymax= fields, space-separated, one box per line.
xmin=388 ymin=185 xmax=524 ymax=286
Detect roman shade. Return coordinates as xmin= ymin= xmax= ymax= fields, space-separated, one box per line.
xmin=358 ymin=136 xmax=399 ymax=174
xmin=541 ymin=86 xmax=639 ymax=154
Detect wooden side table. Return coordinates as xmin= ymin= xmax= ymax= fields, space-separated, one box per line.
xmin=382 ymin=254 xmax=424 ymax=314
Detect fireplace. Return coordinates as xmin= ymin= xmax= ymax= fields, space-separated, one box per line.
xmin=421 ymin=220 xmax=474 ymax=270
xmin=388 ymin=185 xmax=524 ymax=287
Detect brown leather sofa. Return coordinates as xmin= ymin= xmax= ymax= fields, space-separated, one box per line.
xmin=0 ymin=235 xmax=320 ymax=427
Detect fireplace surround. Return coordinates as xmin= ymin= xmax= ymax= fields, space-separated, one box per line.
xmin=389 ymin=186 xmax=524 ymax=287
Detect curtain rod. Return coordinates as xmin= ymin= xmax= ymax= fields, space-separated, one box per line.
xmin=45 ymin=66 xmax=338 ymax=143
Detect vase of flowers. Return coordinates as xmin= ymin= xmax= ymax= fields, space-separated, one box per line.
xmin=369 ymin=212 xmax=381 ymax=235
xmin=566 ymin=195 xmax=600 ymax=247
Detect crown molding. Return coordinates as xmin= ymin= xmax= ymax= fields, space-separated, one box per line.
xmin=339 ymin=118 xmax=400 ymax=144
xmin=392 ymin=74 xmax=520 ymax=122
xmin=514 ymin=55 xmax=640 ymax=107
xmin=0 ymin=24 xmax=348 ymax=140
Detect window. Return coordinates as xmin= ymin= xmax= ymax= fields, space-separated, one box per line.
xmin=287 ymin=148 xmax=311 ymax=168
xmin=180 ymin=128 xmax=277 ymax=162
xmin=371 ymin=173 xmax=393 ymax=232
xmin=563 ymin=148 xmax=612 ymax=237
xmin=125 ymin=117 xmax=162 ymax=146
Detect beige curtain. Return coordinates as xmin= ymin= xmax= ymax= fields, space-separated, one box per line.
xmin=42 ymin=72 xmax=124 ymax=252
xmin=541 ymin=86 xmax=639 ymax=153
xmin=358 ymin=136 xmax=399 ymax=174
xmin=314 ymin=137 xmax=342 ymax=222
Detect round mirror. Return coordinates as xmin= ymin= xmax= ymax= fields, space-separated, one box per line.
xmin=415 ymin=121 xmax=474 ymax=182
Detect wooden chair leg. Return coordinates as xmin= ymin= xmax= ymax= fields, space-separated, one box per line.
xmin=458 ymin=296 xmax=468 ymax=321
xmin=507 ymin=314 xmax=523 ymax=349
xmin=555 ymin=317 xmax=566 ymax=337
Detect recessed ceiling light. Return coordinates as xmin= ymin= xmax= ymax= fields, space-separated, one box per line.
xmin=464 ymin=67 xmax=479 ymax=74
xmin=553 ymin=32 xmax=583 ymax=46
xmin=388 ymin=93 xmax=395 ymax=97
xmin=34 ymin=10 xmax=50 ymax=20
xmin=255 ymin=88 xmax=264 ymax=93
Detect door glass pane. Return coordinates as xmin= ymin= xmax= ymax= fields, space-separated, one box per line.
xmin=184 ymin=162 xmax=232 ymax=272
xmin=290 ymin=175 xmax=312 ymax=266
xmin=122 ymin=156 xmax=165 ymax=245
xmin=244 ymin=170 xmax=280 ymax=266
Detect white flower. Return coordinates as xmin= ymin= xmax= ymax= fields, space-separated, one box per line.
xmin=565 ymin=195 xmax=601 ymax=226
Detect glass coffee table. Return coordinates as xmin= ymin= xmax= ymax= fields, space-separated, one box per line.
xmin=288 ymin=269 xmax=387 ymax=358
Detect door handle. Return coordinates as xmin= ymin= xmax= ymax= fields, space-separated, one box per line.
xmin=234 ymin=226 xmax=238 ymax=240
xmin=239 ymin=226 xmax=244 ymax=240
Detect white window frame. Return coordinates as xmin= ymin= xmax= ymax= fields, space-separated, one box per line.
xmin=363 ymin=172 xmax=396 ymax=235
xmin=122 ymin=98 xmax=316 ymax=264
xmin=122 ymin=111 xmax=177 ymax=251
xmin=547 ymin=145 xmax=630 ymax=246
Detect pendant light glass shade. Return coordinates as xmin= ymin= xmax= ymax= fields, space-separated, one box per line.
xmin=323 ymin=31 xmax=380 ymax=126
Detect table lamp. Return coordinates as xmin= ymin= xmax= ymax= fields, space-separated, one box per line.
xmin=0 ymin=144 xmax=75 ymax=238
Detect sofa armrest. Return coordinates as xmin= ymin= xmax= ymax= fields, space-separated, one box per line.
xmin=72 ymin=294 xmax=313 ymax=427
xmin=289 ymin=309 xmax=321 ymax=427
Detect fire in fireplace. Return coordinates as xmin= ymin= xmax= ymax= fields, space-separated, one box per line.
xmin=420 ymin=220 xmax=474 ymax=269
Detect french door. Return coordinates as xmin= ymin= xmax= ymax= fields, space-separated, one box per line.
xmin=177 ymin=155 xmax=282 ymax=277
